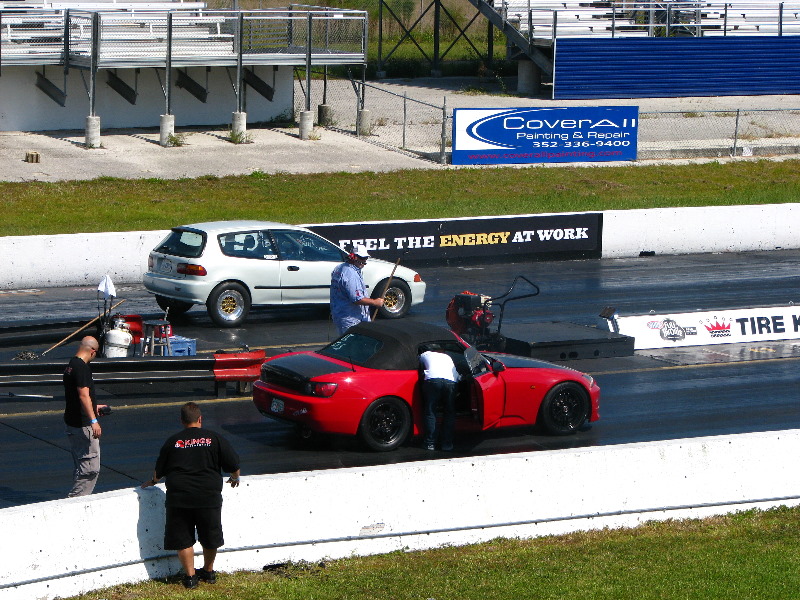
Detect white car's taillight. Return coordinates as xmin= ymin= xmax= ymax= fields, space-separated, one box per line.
xmin=177 ymin=263 xmax=207 ymax=276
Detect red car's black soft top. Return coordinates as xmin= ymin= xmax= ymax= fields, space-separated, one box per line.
xmin=318 ymin=321 xmax=461 ymax=371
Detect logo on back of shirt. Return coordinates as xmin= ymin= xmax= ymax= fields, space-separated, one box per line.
xmin=175 ymin=438 xmax=212 ymax=449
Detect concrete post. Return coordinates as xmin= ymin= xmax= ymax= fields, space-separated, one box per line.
xmin=299 ymin=110 xmax=314 ymax=140
xmin=356 ymin=108 xmax=371 ymax=137
xmin=517 ymin=59 xmax=542 ymax=96
xmin=231 ymin=111 xmax=247 ymax=142
xmin=318 ymin=104 xmax=333 ymax=127
xmin=159 ymin=114 xmax=175 ymax=147
xmin=85 ymin=115 xmax=101 ymax=149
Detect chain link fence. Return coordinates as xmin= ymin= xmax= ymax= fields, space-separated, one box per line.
xmin=294 ymin=72 xmax=450 ymax=162
xmin=295 ymin=74 xmax=800 ymax=163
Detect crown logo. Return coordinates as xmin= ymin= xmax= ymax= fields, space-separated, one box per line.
xmin=705 ymin=320 xmax=731 ymax=337
xmin=704 ymin=321 xmax=731 ymax=332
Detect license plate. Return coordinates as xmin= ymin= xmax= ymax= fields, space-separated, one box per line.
xmin=160 ymin=259 xmax=174 ymax=274
xmin=271 ymin=398 xmax=284 ymax=413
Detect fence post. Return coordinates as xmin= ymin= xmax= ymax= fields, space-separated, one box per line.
xmin=377 ymin=0 xmax=385 ymax=77
xmin=403 ymin=92 xmax=407 ymax=150
xmin=305 ymin=12 xmax=312 ymax=112
xmin=440 ymin=96 xmax=448 ymax=164
xmin=165 ymin=11 xmax=173 ymax=116
xmin=611 ymin=5 xmax=615 ymax=38
xmin=731 ymin=109 xmax=740 ymax=157
xmin=85 ymin=12 xmax=101 ymax=149
xmin=723 ymin=3 xmax=728 ymax=36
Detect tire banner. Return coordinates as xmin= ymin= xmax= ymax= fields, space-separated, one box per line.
xmin=306 ymin=213 xmax=602 ymax=262
xmin=611 ymin=306 xmax=800 ymax=349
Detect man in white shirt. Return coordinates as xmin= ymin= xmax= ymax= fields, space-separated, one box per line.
xmin=419 ymin=348 xmax=460 ymax=451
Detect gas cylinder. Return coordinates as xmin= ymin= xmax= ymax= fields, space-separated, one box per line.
xmin=104 ymin=318 xmax=133 ymax=358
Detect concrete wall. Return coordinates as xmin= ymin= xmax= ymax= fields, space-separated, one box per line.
xmin=1 ymin=203 xmax=798 ymax=290
xmin=2 ymin=429 xmax=800 ymax=600
xmin=602 ymin=203 xmax=800 ymax=258
xmin=0 ymin=65 xmax=293 ymax=131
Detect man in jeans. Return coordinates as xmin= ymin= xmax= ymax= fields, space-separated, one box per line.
xmin=419 ymin=347 xmax=461 ymax=451
xmin=63 ymin=335 xmax=109 ymax=497
xmin=141 ymin=402 xmax=240 ymax=589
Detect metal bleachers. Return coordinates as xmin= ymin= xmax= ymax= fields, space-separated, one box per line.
xmin=497 ymin=0 xmax=800 ymax=42
xmin=0 ymin=4 xmax=368 ymax=69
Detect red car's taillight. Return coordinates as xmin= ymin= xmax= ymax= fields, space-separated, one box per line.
xmin=310 ymin=382 xmax=338 ymax=397
xmin=177 ymin=263 xmax=207 ymax=276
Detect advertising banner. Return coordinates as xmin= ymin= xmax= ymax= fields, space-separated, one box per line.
xmin=307 ymin=212 xmax=602 ymax=263
xmin=612 ymin=306 xmax=800 ymax=350
xmin=452 ymin=106 xmax=638 ymax=166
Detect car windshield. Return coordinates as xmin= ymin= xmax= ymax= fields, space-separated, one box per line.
xmin=154 ymin=228 xmax=205 ymax=258
xmin=318 ymin=332 xmax=384 ymax=365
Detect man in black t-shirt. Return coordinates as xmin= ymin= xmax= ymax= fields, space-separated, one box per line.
xmin=63 ymin=335 xmax=108 ymax=497
xmin=141 ymin=402 xmax=240 ymax=589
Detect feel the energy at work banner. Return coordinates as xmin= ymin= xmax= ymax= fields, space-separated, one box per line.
xmin=610 ymin=306 xmax=800 ymax=350
xmin=307 ymin=212 xmax=602 ymax=262
xmin=452 ymin=106 xmax=639 ymax=165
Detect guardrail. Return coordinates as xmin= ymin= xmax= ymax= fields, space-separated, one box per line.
xmin=0 ymin=349 xmax=267 ymax=397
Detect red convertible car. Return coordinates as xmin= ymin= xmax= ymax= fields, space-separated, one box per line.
xmin=252 ymin=321 xmax=600 ymax=451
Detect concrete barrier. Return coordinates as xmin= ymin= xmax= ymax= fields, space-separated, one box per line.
xmin=2 ymin=429 xmax=800 ymax=600
xmin=0 ymin=203 xmax=798 ymax=289
xmin=602 ymin=203 xmax=800 ymax=258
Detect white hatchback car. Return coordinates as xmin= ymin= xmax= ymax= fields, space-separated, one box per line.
xmin=143 ymin=220 xmax=427 ymax=327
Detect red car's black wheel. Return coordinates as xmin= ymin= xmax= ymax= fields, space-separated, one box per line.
xmin=358 ymin=396 xmax=411 ymax=451
xmin=538 ymin=382 xmax=589 ymax=435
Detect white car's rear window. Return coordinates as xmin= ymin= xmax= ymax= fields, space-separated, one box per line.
xmin=154 ymin=229 xmax=205 ymax=258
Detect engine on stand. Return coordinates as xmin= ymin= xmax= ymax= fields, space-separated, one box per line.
xmin=446 ymin=292 xmax=502 ymax=350
xmin=445 ymin=276 xmax=541 ymax=352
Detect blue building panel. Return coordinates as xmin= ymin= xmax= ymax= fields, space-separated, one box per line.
xmin=554 ymin=36 xmax=800 ymax=99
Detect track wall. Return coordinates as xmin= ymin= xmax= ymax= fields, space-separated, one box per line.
xmin=0 ymin=203 xmax=797 ymax=289
xmin=2 ymin=429 xmax=800 ymax=600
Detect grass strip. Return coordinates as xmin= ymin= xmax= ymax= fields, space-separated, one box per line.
xmin=2 ymin=160 xmax=800 ymax=237
xmin=67 ymin=505 xmax=800 ymax=600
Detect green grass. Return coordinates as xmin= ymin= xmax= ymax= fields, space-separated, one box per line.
xmin=2 ymin=160 xmax=800 ymax=236
xmin=67 ymin=505 xmax=800 ymax=600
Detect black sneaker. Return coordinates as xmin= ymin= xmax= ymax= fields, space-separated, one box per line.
xmin=182 ymin=574 xmax=199 ymax=589
xmin=197 ymin=568 xmax=217 ymax=584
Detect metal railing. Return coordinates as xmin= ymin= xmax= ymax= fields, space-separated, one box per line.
xmin=0 ymin=7 xmax=367 ymax=69
xmin=499 ymin=1 xmax=800 ymax=41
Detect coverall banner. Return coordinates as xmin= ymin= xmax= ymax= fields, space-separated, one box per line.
xmin=452 ymin=106 xmax=639 ymax=165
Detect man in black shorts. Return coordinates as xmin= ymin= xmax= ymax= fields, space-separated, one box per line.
xmin=141 ymin=402 xmax=240 ymax=589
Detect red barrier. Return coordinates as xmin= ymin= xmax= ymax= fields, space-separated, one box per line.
xmin=212 ymin=350 xmax=267 ymax=382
